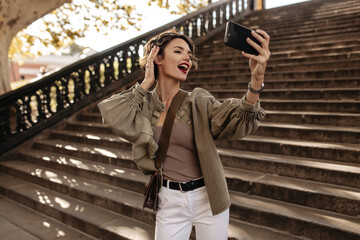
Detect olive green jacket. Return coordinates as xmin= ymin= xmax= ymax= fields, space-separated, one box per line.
xmin=98 ymin=83 xmax=266 ymax=215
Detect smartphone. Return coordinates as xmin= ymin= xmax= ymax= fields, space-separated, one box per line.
xmin=224 ymin=21 xmax=262 ymax=55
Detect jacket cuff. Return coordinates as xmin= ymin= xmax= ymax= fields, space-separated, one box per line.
xmin=240 ymin=94 xmax=261 ymax=112
xmin=133 ymin=83 xmax=147 ymax=99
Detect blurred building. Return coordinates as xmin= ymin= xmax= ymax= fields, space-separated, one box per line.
xmin=9 ymin=55 xmax=80 ymax=83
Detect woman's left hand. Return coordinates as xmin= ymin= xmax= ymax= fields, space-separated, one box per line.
xmin=242 ymin=29 xmax=271 ymax=82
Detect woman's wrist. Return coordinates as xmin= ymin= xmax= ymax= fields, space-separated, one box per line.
xmin=246 ymin=75 xmax=264 ymax=104
xmin=250 ymin=75 xmax=264 ymax=89
xmin=248 ymin=82 xmax=264 ymax=94
xmin=140 ymin=79 xmax=152 ymax=91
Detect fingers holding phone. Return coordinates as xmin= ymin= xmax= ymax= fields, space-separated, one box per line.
xmin=243 ymin=29 xmax=271 ymax=64
xmin=224 ymin=21 xmax=270 ymax=64
xmin=242 ymin=29 xmax=270 ymax=80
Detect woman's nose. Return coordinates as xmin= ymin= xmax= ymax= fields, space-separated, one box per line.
xmin=183 ymin=55 xmax=191 ymax=62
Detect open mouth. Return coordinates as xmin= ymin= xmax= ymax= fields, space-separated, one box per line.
xmin=178 ymin=63 xmax=189 ymax=73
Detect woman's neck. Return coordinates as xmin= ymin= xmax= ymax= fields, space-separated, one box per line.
xmin=156 ymin=78 xmax=180 ymax=105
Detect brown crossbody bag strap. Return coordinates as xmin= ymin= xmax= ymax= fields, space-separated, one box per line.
xmin=143 ymin=90 xmax=187 ymax=211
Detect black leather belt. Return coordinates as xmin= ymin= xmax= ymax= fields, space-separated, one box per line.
xmin=163 ymin=178 xmax=205 ymax=192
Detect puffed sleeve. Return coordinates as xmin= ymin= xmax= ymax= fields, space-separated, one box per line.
xmin=204 ymin=90 xmax=266 ymax=140
xmin=97 ymin=83 xmax=147 ymax=142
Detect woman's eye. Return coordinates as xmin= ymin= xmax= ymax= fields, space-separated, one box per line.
xmin=174 ymin=51 xmax=181 ymax=53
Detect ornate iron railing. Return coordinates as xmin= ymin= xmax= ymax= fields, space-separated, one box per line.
xmin=0 ymin=0 xmax=252 ymax=154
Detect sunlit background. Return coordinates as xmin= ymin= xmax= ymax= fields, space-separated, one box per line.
xmin=76 ymin=0 xmax=309 ymax=52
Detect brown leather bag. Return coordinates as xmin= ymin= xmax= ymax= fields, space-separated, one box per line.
xmin=143 ymin=90 xmax=187 ymax=211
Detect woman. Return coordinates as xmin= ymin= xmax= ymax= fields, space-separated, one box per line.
xmin=98 ymin=29 xmax=270 ymax=240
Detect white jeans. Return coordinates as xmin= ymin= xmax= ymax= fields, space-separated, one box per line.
xmin=155 ymin=185 xmax=229 ymax=240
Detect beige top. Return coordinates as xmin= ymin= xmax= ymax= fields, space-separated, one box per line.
xmin=154 ymin=121 xmax=202 ymax=182
xmin=98 ymin=83 xmax=266 ymax=215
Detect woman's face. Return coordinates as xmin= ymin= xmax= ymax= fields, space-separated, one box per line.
xmin=156 ymin=38 xmax=193 ymax=82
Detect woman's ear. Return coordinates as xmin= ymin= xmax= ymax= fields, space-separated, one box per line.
xmin=154 ymin=55 xmax=162 ymax=65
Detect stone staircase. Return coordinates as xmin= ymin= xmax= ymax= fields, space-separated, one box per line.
xmin=0 ymin=0 xmax=359 ymax=239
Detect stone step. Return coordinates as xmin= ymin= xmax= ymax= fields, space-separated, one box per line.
xmin=182 ymin=77 xmax=360 ymax=91
xmin=3 ymin=153 xmax=359 ymax=237
xmin=34 ymin=129 xmax=360 ymax=189
xmin=255 ymin=122 xmax=360 ymax=144
xmin=79 ymin=112 xmax=103 ymax=123
xmin=271 ymin=38 xmax=360 ymax=56
xmin=199 ymin=33 xmax=360 ymax=53
xmin=313 ymin=3 xmax=360 ymax=16
xmin=251 ymin=2 xmax=360 ymax=24
xmin=255 ymin=99 xmax=360 ymax=113
xmin=216 ymin=10 xmax=360 ymax=44
xmin=260 ymin=13 xmax=360 ymax=37
xmin=197 ymin=51 xmax=360 ymax=67
xmin=218 ymin=148 xmax=360 ymax=189
xmin=47 ymin=123 xmax=360 ymax=166
xmin=268 ymin=2 xmax=360 ymax=15
xmin=212 ymin=98 xmax=360 ymax=113
xmin=274 ymin=0 xmax=360 ymax=13
xmin=209 ymin=88 xmax=360 ymax=101
xmin=228 ymin=218 xmax=308 ymax=240
xmin=263 ymin=110 xmax=360 ymax=127
xmin=28 ymin=128 xmax=360 ymax=190
xmin=79 ymin=109 xmax=360 ymax=128
xmin=197 ymin=58 xmax=360 ymax=72
xmin=200 ymin=36 xmax=359 ymax=53
xmin=65 ymin=120 xmax=113 ymax=135
xmin=192 ymin=59 xmax=360 ymax=75
xmin=0 ymin=174 xmax=154 ymax=240
xmin=198 ymin=43 xmax=360 ymax=60
xmin=188 ymin=68 xmax=360 ymax=80
xmin=0 ymin=196 xmax=96 ymax=240
xmin=263 ymin=19 xmax=360 ymax=41
xmin=187 ymin=71 xmax=360 ymax=84
xmin=224 ymin=166 xmax=360 ymax=216
xmin=31 ymin=138 xmax=139 ymax=176
xmin=203 ymin=27 xmax=360 ymax=46
xmin=45 ymin=127 xmax=360 ymax=181
xmin=208 ymin=22 xmax=360 ymax=45
xmin=199 ymin=36 xmax=360 ymax=55
xmin=216 ymin=135 xmax=360 ymax=164
xmin=0 ymin=160 xmax=154 ymax=225
xmin=7 ymin=155 xmax=360 ymax=220
xmin=19 ymin=144 xmax=149 ymax=193
xmin=229 ymin=191 xmax=360 ymax=240
xmin=50 ymin=128 xmax=131 ymax=151
xmin=53 ymin=119 xmax=360 ymax=165
xmin=79 ymin=89 xmax=360 ymax=113
xmin=259 ymin=21 xmax=360 ymax=43
xmin=239 ymin=11 xmax=360 ymax=36
xmin=0 ymin=171 xmax=308 ymax=240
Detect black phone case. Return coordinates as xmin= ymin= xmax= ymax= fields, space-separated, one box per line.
xmin=224 ymin=21 xmax=261 ymax=55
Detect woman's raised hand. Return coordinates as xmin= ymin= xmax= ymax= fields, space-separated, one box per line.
xmin=141 ymin=46 xmax=160 ymax=91
xmin=242 ymin=29 xmax=271 ymax=83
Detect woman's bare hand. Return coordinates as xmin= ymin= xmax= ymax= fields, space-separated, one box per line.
xmin=141 ymin=46 xmax=160 ymax=91
xmin=242 ymin=29 xmax=271 ymax=84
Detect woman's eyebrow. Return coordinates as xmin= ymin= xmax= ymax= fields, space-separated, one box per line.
xmin=173 ymin=46 xmax=192 ymax=54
